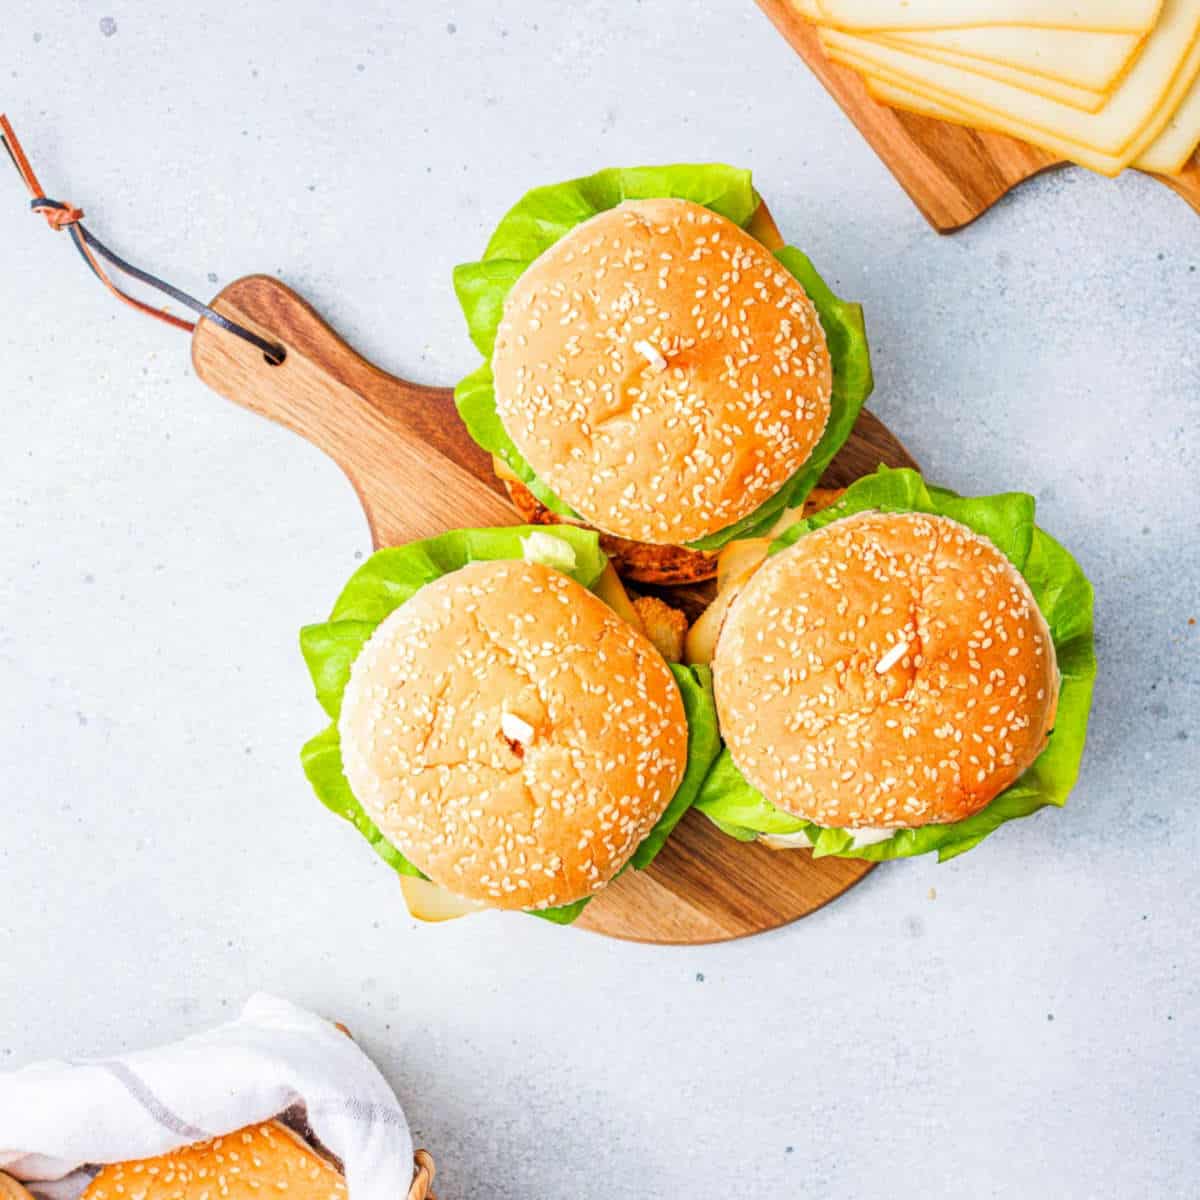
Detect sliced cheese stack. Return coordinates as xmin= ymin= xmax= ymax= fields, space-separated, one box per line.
xmin=790 ymin=0 xmax=1200 ymax=176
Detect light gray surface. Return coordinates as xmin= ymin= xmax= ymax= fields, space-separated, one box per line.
xmin=2 ymin=4 xmax=1197 ymax=1198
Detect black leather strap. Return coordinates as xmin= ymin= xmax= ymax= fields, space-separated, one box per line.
xmin=2 ymin=115 xmax=285 ymax=365
xmin=30 ymin=197 xmax=287 ymax=365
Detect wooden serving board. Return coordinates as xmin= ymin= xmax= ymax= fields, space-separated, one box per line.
xmin=192 ymin=274 xmax=917 ymax=944
xmin=755 ymin=0 xmax=1200 ymax=230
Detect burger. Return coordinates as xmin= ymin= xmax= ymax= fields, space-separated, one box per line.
xmin=453 ymin=164 xmax=873 ymax=584
xmin=0 ymin=1001 xmax=429 ymax=1200
xmin=300 ymin=525 xmax=719 ymax=924
xmin=64 ymin=1119 xmax=434 ymax=1200
xmin=691 ymin=468 xmax=1097 ymax=861
xmin=78 ymin=1124 xmax=350 ymax=1200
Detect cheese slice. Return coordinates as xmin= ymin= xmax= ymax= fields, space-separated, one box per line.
xmin=759 ymin=830 xmax=814 ymax=850
xmin=399 ymin=876 xmax=486 ymax=922
xmin=856 ymin=32 xmax=1111 ymax=109
xmin=847 ymin=20 xmax=1200 ymax=175
xmin=866 ymin=76 xmax=973 ymax=124
xmin=821 ymin=1 xmax=1200 ymax=155
xmin=868 ymin=72 xmax=1200 ymax=175
xmin=881 ymin=26 xmax=1145 ymax=91
xmin=1136 ymin=71 xmax=1200 ymax=168
xmin=867 ymin=72 xmax=1130 ymax=167
xmin=814 ymin=0 xmax=1163 ymax=34
xmin=716 ymin=538 xmax=770 ymax=594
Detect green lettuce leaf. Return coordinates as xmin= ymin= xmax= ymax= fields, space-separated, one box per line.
xmin=454 ymin=165 xmax=758 ymax=357
xmin=452 ymin=164 xmax=873 ymax=550
xmin=300 ymin=524 xmax=607 ymax=721
xmin=300 ymin=725 xmax=424 ymax=879
xmin=299 ymin=525 xmax=718 ymax=921
xmin=694 ymin=467 xmax=1097 ymax=862
xmin=454 ymin=363 xmax=579 ymax=517
xmin=632 ymin=664 xmax=720 ymax=869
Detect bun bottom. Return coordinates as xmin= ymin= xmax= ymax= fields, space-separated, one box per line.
xmin=503 ymin=477 xmax=717 ymax=585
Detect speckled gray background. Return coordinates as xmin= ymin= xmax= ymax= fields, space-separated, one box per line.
xmin=2 ymin=4 xmax=1198 ymax=1198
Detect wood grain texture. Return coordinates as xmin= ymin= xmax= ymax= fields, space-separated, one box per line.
xmin=755 ymin=0 xmax=1198 ymax=229
xmin=192 ymin=276 xmax=514 ymax=546
xmin=192 ymin=274 xmax=919 ymax=944
xmin=1158 ymin=153 xmax=1200 ymax=214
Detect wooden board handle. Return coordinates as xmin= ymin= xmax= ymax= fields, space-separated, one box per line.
xmin=191 ymin=275 xmax=515 ymax=547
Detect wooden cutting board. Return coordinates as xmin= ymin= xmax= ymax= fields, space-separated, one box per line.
xmin=191 ymin=273 xmax=916 ymax=944
xmin=755 ymin=0 xmax=1200 ymax=230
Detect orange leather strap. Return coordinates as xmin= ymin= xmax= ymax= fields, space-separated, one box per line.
xmin=1 ymin=114 xmax=285 ymax=362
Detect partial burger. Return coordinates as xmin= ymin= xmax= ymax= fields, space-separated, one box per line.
xmin=79 ymin=1124 xmax=351 ymax=1200
xmin=453 ymin=165 xmax=874 ymax=583
xmin=692 ymin=468 xmax=1097 ymax=861
xmin=300 ymin=526 xmax=719 ymax=924
xmin=0 ymin=999 xmax=431 ymax=1200
xmin=70 ymin=1118 xmax=437 ymax=1200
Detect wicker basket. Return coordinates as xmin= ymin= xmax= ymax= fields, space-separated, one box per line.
xmin=406 ymin=1150 xmax=437 ymax=1200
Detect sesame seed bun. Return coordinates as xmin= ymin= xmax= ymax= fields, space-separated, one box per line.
xmin=713 ymin=511 xmax=1060 ymax=830
xmin=81 ymin=1123 xmax=345 ymax=1200
xmin=338 ymin=559 xmax=688 ymax=910
xmin=491 ymin=197 xmax=832 ymax=546
xmin=0 ymin=1175 xmax=36 ymax=1200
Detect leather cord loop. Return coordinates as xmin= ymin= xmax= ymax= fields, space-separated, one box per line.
xmin=2 ymin=115 xmax=286 ymax=365
xmin=32 ymin=196 xmax=84 ymax=229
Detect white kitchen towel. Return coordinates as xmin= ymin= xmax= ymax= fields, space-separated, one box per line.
xmin=0 ymin=994 xmax=413 ymax=1200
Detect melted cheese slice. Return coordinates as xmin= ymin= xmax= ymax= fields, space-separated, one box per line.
xmin=853 ymin=32 xmax=1111 ymax=108
xmin=881 ymin=25 xmax=1145 ymax=91
xmin=399 ymin=875 xmax=485 ymax=922
xmin=814 ymin=0 xmax=1163 ymax=33
xmin=821 ymin=0 xmax=1200 ymax=157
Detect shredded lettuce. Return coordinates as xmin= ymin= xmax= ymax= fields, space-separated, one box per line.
xmin=693 ymin=467 xmax=1097 ymax=862
xmin=452 ymin=164 xmax=873 ymax=547
xmin=299 ymin=525 xmax=719 ymax=922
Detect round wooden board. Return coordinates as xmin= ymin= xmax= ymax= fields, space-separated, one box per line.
xmin=193 ymin=274 xmax=919 ymax=945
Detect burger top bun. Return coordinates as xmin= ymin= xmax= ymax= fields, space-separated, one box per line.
xmin=81 ymin=1123 xmax=345 ymax=1200
xmin=713 ymin=511 xmax=1060 ymax=830
xmin=338 ymin=559 xmax=688 ymax=910
xmin=491 ymin=197 xmax=832 ymax=546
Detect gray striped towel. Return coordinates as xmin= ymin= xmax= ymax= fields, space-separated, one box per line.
xmin=0 ymin=995 xmax=412 ymax=1200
